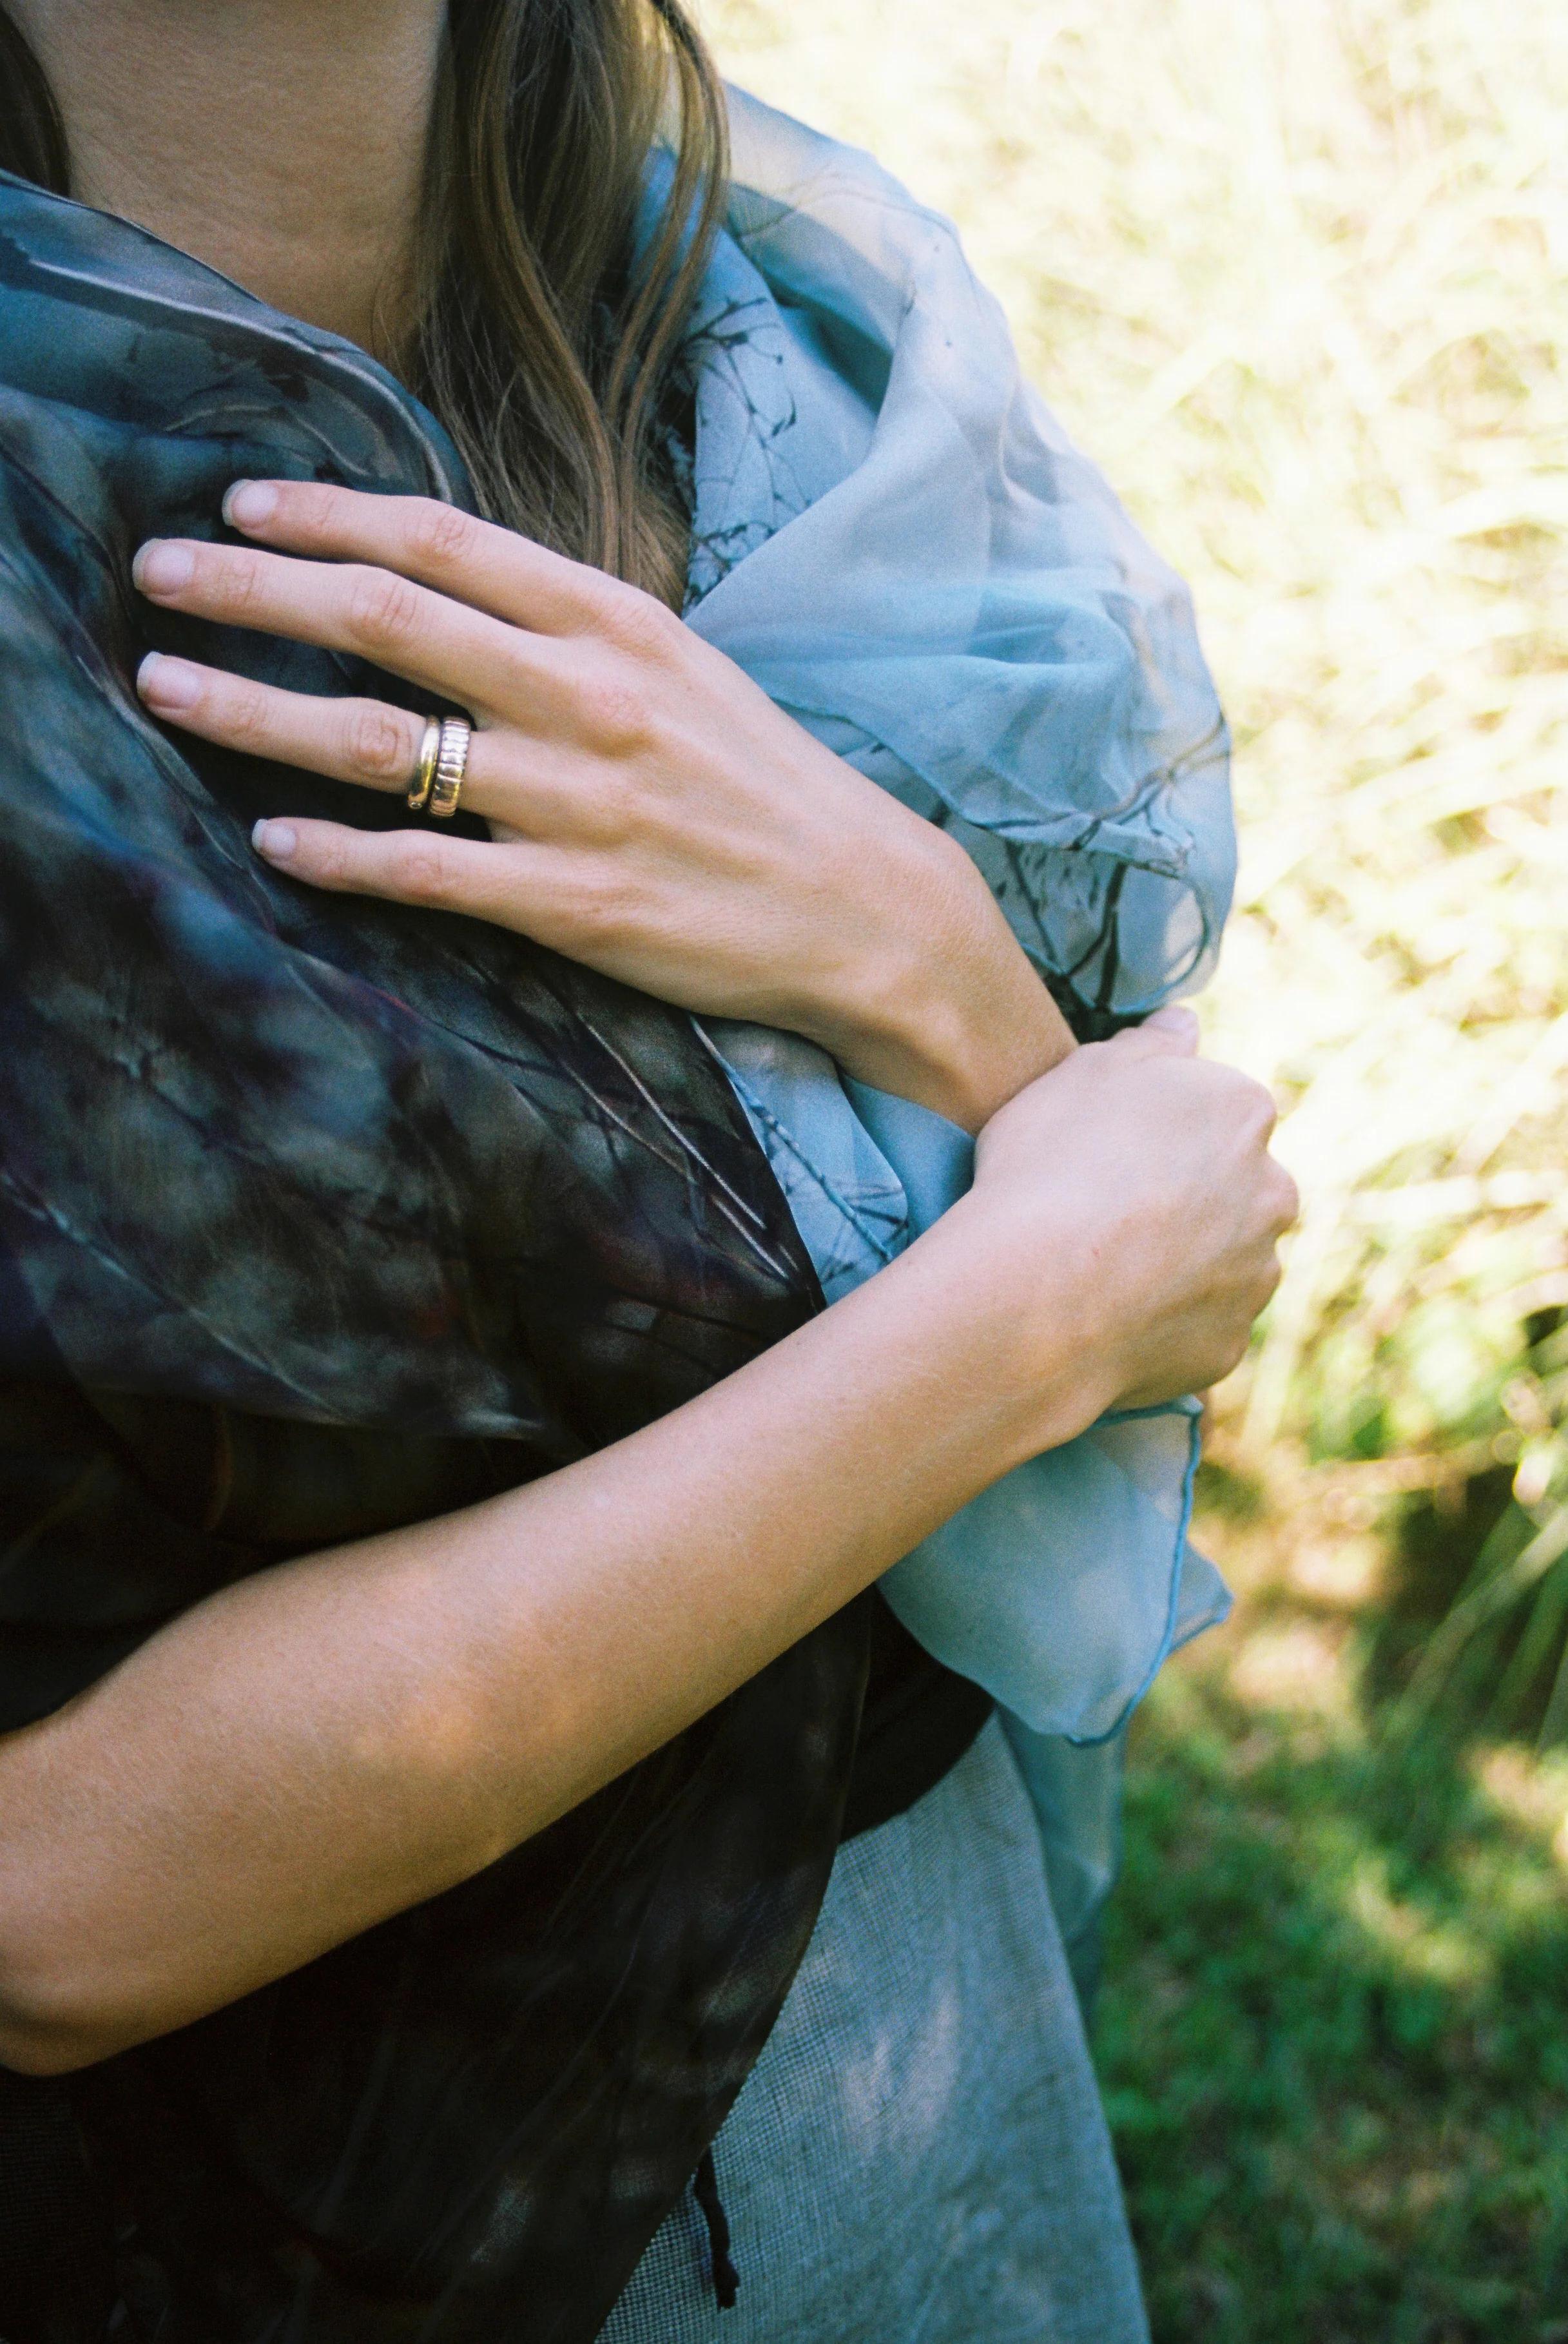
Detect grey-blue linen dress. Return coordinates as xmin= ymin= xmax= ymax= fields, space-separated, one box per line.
xmin=601 ymin=1721 xmax=1149 ymax=2343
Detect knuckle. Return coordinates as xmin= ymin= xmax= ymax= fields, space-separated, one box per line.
xmin=345 ymin=567 xmax=426 ymax=652
xmin=558 ymin=867 xmax=635 ymax=949
xmin=387 ymin=835 xmax=452 ymax=904
xmin=573 ymin=665 xmax=651 ymax=755
xmin=572 ymin=565 xmax=636 ymax=627
xmin=605 ymin=585 xmax=682 ymax=661
xmin=1219 ymin=1067 xmax=1277 ymax=1142
xmin=577 ymin=770 xmax=644 ymax=848
xmin=404 ymin=499 xmax=478 ymax=572
xmin=343 ymin=704 xmax=411 ymax=781
xmin=1218 ymin=1061 xmax=1261 ymax=1105
xmin=218 ymin=551 xmax=269 ymax=621
xmin=225 ymin=680 xmax=273 ymax=749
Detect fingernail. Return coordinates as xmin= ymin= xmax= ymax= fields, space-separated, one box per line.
xmin=253 ymin=819 xmax=298 ymax=863
xmin=134 ymin=541 xmax=196 ymax=596
xmin=224 ymin=479 xmax=278 ymax=531
xmin=137 ymin=652 xmax=202 ymax=712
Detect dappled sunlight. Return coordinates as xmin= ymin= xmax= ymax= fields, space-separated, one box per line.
xmin=1227 ymin=1619 xmax=1357 ymax=1720
xmin=1076 ymin=1444 xmax=1568 ymax=2333
xmin=1282 ymin=1526 xmax=1388 ymax=1611
xmin=1473 ymin=1745 xmax=1568 ymax=1870
xmin=1343 ymin=1855 xmax=1494 ymax=1989
xmin=1096 ymin=1619 xmax=1568 ymax=2339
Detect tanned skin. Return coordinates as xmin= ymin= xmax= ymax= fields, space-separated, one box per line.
xmin=0 ymin=0 xmax=1296 ymax=2078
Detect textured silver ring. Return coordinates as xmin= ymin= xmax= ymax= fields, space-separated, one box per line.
xmin=427 ymin=717 xmax=472 ymax=820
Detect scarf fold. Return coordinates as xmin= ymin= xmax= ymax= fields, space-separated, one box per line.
xmin=688 ymin=90 xmax=1235 ymax=1020
xmin=681 ymin=91 xmax=1235 ymax=1856
xmin=0 ymin=91 xmax=1235 ymax=2344
xmin=0 ymin=168 xmax=858 ymax=2344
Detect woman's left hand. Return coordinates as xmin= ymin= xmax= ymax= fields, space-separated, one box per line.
xmin=134 ymin=482 xmax=1072 ymax=1129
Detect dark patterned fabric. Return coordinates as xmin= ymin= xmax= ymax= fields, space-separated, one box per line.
xmin=0 ymin=174 xmax=870 ymax=2344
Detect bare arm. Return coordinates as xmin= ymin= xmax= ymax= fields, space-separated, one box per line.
xmin=0 ymin=1025 xmax=1293 ymax=2076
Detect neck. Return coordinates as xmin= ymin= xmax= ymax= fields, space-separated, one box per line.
xmin=10 ymin=0 xmax=447 ymax=358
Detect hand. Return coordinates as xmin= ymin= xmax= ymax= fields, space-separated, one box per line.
xmin=929 ymin=1006 xmax=1297 ymax=1441
xmin=133 ymin=483 xmax=1073 ymax=1128
xmin=0 ymin=1022 xmax=1281 ymax=2077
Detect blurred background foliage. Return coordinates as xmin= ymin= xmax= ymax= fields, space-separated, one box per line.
xmin=699 ymin=2 xmax=1567 ymax=2333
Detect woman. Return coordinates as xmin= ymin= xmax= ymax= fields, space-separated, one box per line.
xmin=0 ymin=4 xmax=1293 ymax=2340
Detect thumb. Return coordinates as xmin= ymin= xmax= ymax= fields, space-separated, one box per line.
xmin=1108 ymin=1003 xmax=1201 ymax=1060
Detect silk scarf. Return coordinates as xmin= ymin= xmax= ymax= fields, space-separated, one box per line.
xmin=0 ymin=90 xmax=1232 ymax=2344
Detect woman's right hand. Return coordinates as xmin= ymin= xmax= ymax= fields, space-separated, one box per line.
xmin=936 ymin=1005 xmax=1295 ymax=1441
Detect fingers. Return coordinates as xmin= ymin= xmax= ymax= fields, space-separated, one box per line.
xmin=136 ymin=652 xmax=518 ymax=813
xmin=1110 ymin=1005 xmax=1200 ymax=1058
xmin=140 ymin=653 xmax=420 ymax=788
xmin=249 ymin=814 xmax=550 ymax=928
xmin=1264 ymin=1157 xmax=1301 ymax=1236
xmin=1096 ymin=1023 xmax=1295 ymax=1247
xmin=1141 ymin=1003 xmax=1201 ymax=1049
xmin=220 ymin=480 xmax=632 ymax=639
xmin=1100 ymin=1013 xmax=1282 ymax=1150
xmin=132 ymin=537 xmax=574 ymax=728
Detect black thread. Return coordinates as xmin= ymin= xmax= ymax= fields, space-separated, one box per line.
xmin=692 ymin=2147 xmax=739 ymax=2311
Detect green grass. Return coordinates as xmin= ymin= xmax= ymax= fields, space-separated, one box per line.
xmin=697 ymin=0 xmax=1568 ymax=2327
xmin=1093 ymin=1453 xmax=1568 ymax=2340
xmin=1102 ymin=1666 xmax=1568 ymax=2342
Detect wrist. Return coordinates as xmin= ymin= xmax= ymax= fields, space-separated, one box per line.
xmin=897 ymin=1186 xmax=1127 ymax=1462
xmin=795 ymin=828 xmax=1074 ymax=1129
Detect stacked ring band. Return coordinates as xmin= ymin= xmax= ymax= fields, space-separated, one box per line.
xmin=407 ymin=717 xmax=442 ymax=813
xmin=407 ymin=715 xmax=472 ymax=817
xmin=429 ymin=718 xmax=472 ymax=820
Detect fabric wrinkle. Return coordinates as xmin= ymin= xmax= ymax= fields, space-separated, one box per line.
xmin=0 ymin=81 xmax=1232 ymax=2340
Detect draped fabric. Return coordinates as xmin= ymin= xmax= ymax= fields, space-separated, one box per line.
xmin=687 ymin=91 xmax=1235 ymax=1021
xmin=0 ymin=173 xmax=862 ymax=2344
xmin=672 ymin=94 xmax=1235 ymax=1932
xmin=0 ymin=88 xmax=1235 ymax=2344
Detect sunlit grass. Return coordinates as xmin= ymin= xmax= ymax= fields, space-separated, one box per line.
xmin=699 ymin=0 xmax=1568 ymax=2329
xmin=1100 ymin=1659 xmax=1568 ymax=2342
xmin=1100 ymin=1479 xmax=1568 ymax=2339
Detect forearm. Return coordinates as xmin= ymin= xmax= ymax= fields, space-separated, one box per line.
xmin=0 ymin=1196 xmax=1105 ymax=2075
xmin=794 ymin=823 xmax=1076 ymax=1131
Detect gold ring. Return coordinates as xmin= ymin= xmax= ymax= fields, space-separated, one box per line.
xmin=428 ymin=717 xmax=472 ymax=820
xmin=407 ymin=717 xmax=441 ymax=813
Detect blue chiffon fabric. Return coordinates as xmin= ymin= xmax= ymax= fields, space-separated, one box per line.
xmin=677 ymin=92 xmax=1235 ymax=1917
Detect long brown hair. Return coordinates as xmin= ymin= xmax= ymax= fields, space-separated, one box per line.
xmin=0 ymin=0 xmax=728 ymax=606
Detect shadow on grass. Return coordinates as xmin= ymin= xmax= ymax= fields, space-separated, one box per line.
xmin=1096 ymin=1660 xmax=1568 ymax=2344
xmin=1362 ymin=1469 xmax=1521 ymax=1714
